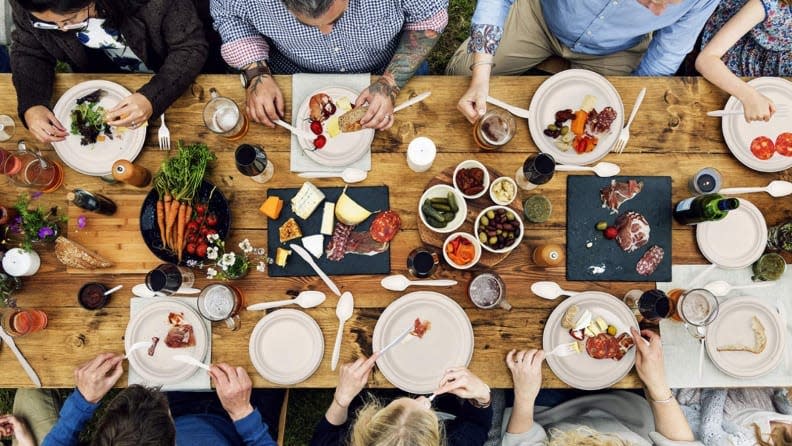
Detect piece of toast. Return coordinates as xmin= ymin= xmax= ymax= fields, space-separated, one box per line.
xmin=338 ymin=107 xmax=367 ymax=133
xmin=54 ymin=236 xmax=113 ymax=269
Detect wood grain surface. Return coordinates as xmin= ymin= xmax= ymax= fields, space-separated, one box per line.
xmin=1 ymin=73 xmax=791 ymax=390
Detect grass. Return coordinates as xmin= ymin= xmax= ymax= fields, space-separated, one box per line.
xmin=428 ymin=0 xmax=476 ymax=74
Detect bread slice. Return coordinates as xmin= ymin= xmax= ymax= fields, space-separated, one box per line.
xmin=338 ymin=106 xmax=367 ymax=133
xmin=716 ymin=316 xmax=767 ymax=354
xmin=54 ymin=236 xmax=113 ymax=269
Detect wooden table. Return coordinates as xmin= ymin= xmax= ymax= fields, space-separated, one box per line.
xmin=0 ymin=73 xmax=788 ymax=389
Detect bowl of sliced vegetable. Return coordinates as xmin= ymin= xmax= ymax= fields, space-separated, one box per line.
xmin=443 ymin=232 xmax=481 ymax=270
xmin=453 ymin=160 xmax=490 ymax=200
xmin=418 ymin=184 xmax=467 ymax=234
xmin=474 ymin=205 xmax=524 ymax=254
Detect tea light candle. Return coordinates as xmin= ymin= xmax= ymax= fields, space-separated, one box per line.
xmin=2 ymin=248 xmax=40 ymax=277
xmin=407 ymin=137 xmax=437 ymax=173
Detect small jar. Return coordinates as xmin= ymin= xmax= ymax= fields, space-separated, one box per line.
xmin=689 ymin=167 xmax=722 ymax=195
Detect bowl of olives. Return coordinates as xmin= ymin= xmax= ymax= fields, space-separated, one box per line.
xmin=474 ymin=205 xmax=524 ymax=254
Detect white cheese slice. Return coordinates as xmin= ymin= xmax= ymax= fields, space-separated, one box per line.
xmin=291 ymin=182 xmax=325 ymax=220
xmin=302 ymin=234 xmax=324 ymax=259
xmin=321 ymin=202 xmax=335 ymax=235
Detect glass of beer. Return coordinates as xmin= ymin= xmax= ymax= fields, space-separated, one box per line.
xmin=1 ymin=308 xmax=48 ymax=337
xmin=677 ymin=288 xmax=719 ymax=337
xmin=203 ymin=88 xmax=249 ymax=140
xmin=473 ymin=109 xmax=515 ymax=150
xmin=197 ymin=284 xmax=243 ymax=331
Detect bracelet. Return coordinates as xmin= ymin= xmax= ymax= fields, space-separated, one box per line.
xmin=469 ymin=384 xmax=492 ymax=408
xmin=648 ymin=392 xmax=675 ymax=404
xmin=332 ymin=396 xmax=349 ymax=409
xmin=469 ymin=61 xmax=496 ymax=71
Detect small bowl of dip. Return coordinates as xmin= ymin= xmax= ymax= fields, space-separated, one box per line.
xmin=489 ymin=177 xmax=517 ymax=205
xmin=78 ymin=282 xmax=109 ymax=310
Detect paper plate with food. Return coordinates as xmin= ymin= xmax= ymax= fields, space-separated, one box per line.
xmin=543 ymin=291 xmax=639 ymax=390
xmin=296 ymin=86 xmax=375 ymax=167
xmin=706 ymin=296 xmax=784 ymax=379
xmin=51 ymin=80 xmax=146 ymax=176
xmin=528 ymin=69 xmax=624 ymax=166
xmin=721 ymin=77 xmax=792 ymax=172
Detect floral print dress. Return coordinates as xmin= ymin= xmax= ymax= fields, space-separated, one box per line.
xmin=74 ymin=18 xmax=152 ymax=73
xmin=701 ymin=0 xmax=792 ymax=76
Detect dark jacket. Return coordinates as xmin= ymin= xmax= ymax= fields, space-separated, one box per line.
xmin=9 ymin=0 xmax=208 ymax=125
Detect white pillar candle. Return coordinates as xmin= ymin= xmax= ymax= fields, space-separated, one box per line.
xmin=2 ymin=248 xmax=40 ymax=277
xmin=407 ymin=137 xmax=437 ymax=173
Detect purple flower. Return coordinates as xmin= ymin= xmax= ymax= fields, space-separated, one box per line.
xmin=77 ymin=215 xmax=87 ymax=229
xmin=37 ymin=226 xmax=54 ymax=239
xmin=31 ymin=191 xmax=43 ymax=200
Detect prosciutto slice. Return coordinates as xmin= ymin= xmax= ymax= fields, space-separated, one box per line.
xmin=326 ymin=222 xmax=388 ymax=262
xmin=600 ymin=179 xmax=643 ymax=214
xmin=615 ymin=211 xmax=650 ymax=253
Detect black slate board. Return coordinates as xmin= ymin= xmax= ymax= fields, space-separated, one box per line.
xmin=566 ymin=176 xmax=672 ymax=282
xmin=267 ymin=185 xmax=390 ymax=277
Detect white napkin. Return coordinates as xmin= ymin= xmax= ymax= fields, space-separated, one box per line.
xmin=127 ymin=297 xmax=212 ymax=390
xmin=657 ymin=264 xmax=791 ymax=388
xmin=289 ymin=73 xmax=372 ymax=173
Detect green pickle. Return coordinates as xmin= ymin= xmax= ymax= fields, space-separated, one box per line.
xmin=447 ymin=192 xmax=459 ymax=212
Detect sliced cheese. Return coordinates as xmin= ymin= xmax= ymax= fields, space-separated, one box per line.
xmin=321 ymin=202 xmax=336 ymax=235
xmin=275 ymin=247 xmax=291 ymax=267
xmin=302 ymin=234 xmax=324 ymax=258
xmin=595 ymin=317 xmax=608 ymax=332
xmin=335 ymin=187 xmax=372 ymax=225
xmin=337 ymin=96 xmax=352 ymax=112
xmin=327 ymin=116 xmax=341 ymax=138
xmin=291 ymin=182 xmax=325 ymax=220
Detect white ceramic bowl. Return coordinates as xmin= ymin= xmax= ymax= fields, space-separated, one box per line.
xmin=418 ymin=184 xmax=468 ymax=234
xmin=474 ymin=205 xmax=525 ymax=253
xmin=442 ymin=232 xmax=482 ymax=270
xmin=452 ymin=160 xmax=490 ymax=200
xmin=489 ymin=176 xmax=518 ymax=206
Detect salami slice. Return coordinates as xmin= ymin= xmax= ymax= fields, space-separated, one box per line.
xmin=370 ymin=210 xmax=401 ymax=243
xmin=636 ymin=245 xmax=664 ymax=276
xmin=586 ymin=333 xmax=615 ymax=359
xmin=775 ymin=132 xmax=792 ymax=157
xmin=751 ymin=136 xmax=775 ymax=160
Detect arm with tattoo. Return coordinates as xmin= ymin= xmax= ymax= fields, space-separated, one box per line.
xmin=371 ymin=29 xmax=441 ymax=102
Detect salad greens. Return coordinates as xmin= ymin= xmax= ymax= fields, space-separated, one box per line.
xmin=70 ymin=89 xmax=113 ymax=146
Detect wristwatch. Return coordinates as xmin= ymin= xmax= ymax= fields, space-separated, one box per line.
xmin=240 ymin=60 xmax=272 ymax=88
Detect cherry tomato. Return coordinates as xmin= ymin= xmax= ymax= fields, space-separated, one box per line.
xmin=200 ymin=227 xmax=210 ymax=236
xmin=604 ymin=226 xmax=618 ymax=240
xmin=186 ymin=243 xmax=197 ymax=255
xmin=206 ymin=229 xmax=218 ymax=237
xmin=186 ymin=221 xmax=199 ymax=232
xmin=309 ymin=120 xmax=323 ymax=135
xmin=195 ymin=203 xmax=207 ymax=215
xmin=314 ymin=135 xmax=327 ymax=149
xmin=196 ymin=243 xmax=208 ymax=258
xmin=206 ymin=213 xmax=218 ymax=227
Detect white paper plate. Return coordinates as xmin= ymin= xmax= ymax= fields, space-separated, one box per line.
xmin=706 ymin=296 xmax=784 ymax=379
xmin=696 ymin=199 xmax=767 ymax=269
xmin=722 ymin=77 xmax=792 ymax=172
xmin=296 ymin=86 xmax=374 ymax=167
xmin=373 ymin=291 xmax=474 ymax=394
xmin=51 ymin=80 xmax=146 ymax=176
xmin=249 ymin=309 xmax=324 ymax=385
xmin=543 ymin=291 xmax=638 ymax=390
xmin=528 ymin=69 xmax=624 ymax=166
xmin=125 ymin=299 xmax=209 ymax=385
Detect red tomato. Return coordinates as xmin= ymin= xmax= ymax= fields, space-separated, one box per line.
xmin=604 ymin=226 xmax=618 ymax=240
xmin=196 ymin=243 xmax=208 ymax=258
xmin=206 ymin=213 xmax=218 ymax=227
xmin=186 ymin=221 xmax=199 ymax=232
xmin=195 ymin=203 xmax=207 ymax=215
xmin=206 ymin=229 xmax=218 ymax=237
xmin=310 ymin=120 xmax=323 ymax=135
xmin=314 ymin=135 xmax=327 ymax=149
xmin=775 ymin=132 xmax=792 ymax=157
xmin=186 ymin=243 xmax=196 ymax=255
xmin=751 ymin=136 xmax=775 ymax=160
xmin=200 ymin=227 xmax=210 ymax=236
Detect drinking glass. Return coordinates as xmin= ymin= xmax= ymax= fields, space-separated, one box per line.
xmin=473 ymin=109 xmax=515 ymax=150
xmin=1 ymin=308 xmax=48 ymax=337
xmin=203 ymin=88 xmax=249 ymax=140
xmin=407 ymin=247 xmax=439 ymax=278
xmin=624 ymin=289 xmax=672 ymax=323
xmin=235 ymin=144 xmax=274 ymax=183
xmin=467 ymin=271 xmax=511 ymax=310
xmin=145 ymin=263 xmax=195 ymax=295
xmin=0 ymin=115 xmax=16 ymax=142
xmin=3 ymin=141 xmax=64 ymax=192
xmin=515 ymin=153 xmax=555 ymax=191
xmin=677 ymin=289 xmax=719 ymax=335
xmin=197 ymin=283 xmax=243 ymax=330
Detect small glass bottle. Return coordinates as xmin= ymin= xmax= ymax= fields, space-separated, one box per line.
xmin=67 ymin=189 xmax=117 ymax=215
xmin=532 ymin=244 xmax=564 ymax=267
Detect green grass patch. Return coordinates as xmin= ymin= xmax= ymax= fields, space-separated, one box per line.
xmin=428 ymin=0 xmax=476 ymax=74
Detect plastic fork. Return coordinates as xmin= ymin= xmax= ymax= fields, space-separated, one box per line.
xmin=545 ymin=341 xmax=580 ymax=358
xmin=613 ymin=87 xmax=646 ymax=154
xmin=124 ymin=341 xmax=151 ymax=359
xmin=158 ymin=114 xmax=171 ymax=151
xmin=486 ymin=96 xmax=530 ymax=119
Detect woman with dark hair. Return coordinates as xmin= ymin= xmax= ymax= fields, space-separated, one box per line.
xmin=9 ymin=0 xmax=208 ymax=143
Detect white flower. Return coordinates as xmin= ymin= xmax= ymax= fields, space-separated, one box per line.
xmin=239 ymin=239 xmax=253 ymax=254
xmin=256 ymin=261 xmax=266 ymax=272
xmin=207 ymin=233 xmax=220 ymax=243
xmin=207 ymin=246 xmax=219 ymax=260
xmin=206 ymin=267 xmax=217 ymax=279
xmin=221 ymin=253 xmax=236 ymax=266
xmin=255 ymin=248 xmax=265 ymax=256
xmin=220 ymin=263 xmax=228 ymax=271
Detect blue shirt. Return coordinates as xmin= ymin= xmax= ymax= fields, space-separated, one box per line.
xmin=469 ymin=0 xmax=719 ymax=75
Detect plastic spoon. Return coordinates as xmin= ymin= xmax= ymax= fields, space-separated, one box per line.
xmin=132 ymin=284 xmax=200 ymax=298
xmin=555 ymin=162 xmax=621 ymax=177
xmin=104 ymin=285 xmax=123 ymax=296
xmin=530 ymin=281 xmax=580 ymax=300
xmin=720 ymin=180 xmax=792 ymax=198
xmin=380 ymin=274 xmax=458 ymax=292
xmin=247 ymin=291 xmax=326 ymax=311
xmin=331 ymin=292 xmax=354 ymax=371
xmin=703 ymin=280 xmax=774 ymax=297
xmin=298 ymin=167 xmax=368 ymax=184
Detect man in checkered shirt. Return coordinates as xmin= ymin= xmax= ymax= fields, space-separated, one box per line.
xmin=210 ymin=0 xmax=448 ymax=130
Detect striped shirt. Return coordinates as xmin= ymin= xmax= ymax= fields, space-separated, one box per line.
xmin=210 ymin=0 xmax=448 ymax=74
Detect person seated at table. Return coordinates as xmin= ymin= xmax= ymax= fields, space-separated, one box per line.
xmin=0 ymin=389 xmax=61 ymax=446
xmin=209 ymin=0 xmax=448 ymax=131
xmin=310 ymin=354 xmax=493 ymax=445
xmin=676 ymin=387 xmax=792 ymax=446
xmin=500 ymin=328 xmax=703 ymax=446
xmin=447 ymin=0 xmax=720 ymax=123
xmin=40 ymin=353 xmax=283 ymax=446
xmin=695 ymin=0 xmax=791 ymax=123
xmin=9 ymin=0 xmax=209 ymax=143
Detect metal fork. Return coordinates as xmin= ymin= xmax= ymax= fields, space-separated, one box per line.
xmin=158 ymin=114 xmax=171 ymax=151
xmin=545 ymin=341 xmax=580 ymax=358
xmin=613 ymin=87 xmax=646 ymax=154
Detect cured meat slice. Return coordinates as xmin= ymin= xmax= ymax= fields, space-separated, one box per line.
xmin=636 ymin=245 xmax=664 ymax=276
xmin=751 ymin=136 xmax=775 ymax=160
xmin=326 ymin=222 xmax=354 ymax=261
xmin=370 ymin=211 xmax=401 ymax=243
xmin=586 ymin=333 xmax=632 ymax=361
xmin=776 ymin=132 xmax=792 ymax=157
xmin=164 ymin=324 xmax=195 ymax=348
xmin=614 ymin=333 xmax=635 ymax=360
xmin=344 ymin=231 xmax=388 ymax=256
xmin=591 ymin=106 xmax=617 ymax=134
xmin=147 ymin=337 xmax=160 ymax=357
xmin=410 ymin=318 xmax=431 ymax=339
xmin=600 ymin=179 xmax=643 ymax=213
xmin=168 ymin=312 xmax=185 ymax=326
xmin=615 ymin=211 xmax=650 ymax=253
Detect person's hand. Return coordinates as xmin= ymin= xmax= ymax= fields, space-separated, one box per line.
xmin=434 ymin=367 xmax=491 ymax=405
xmin=632 ymin=328 xmax=672 ymax=401
xmin=739 ymin=88 xmax=776 ymax=123
xmin=23 ymin=105 xmax=68 ymax=143
xmin=245 ymin=75 xmax=284 ymax=128
xmin=457 ymin=77 xmax=489 ymax=124
xmin=74 ymin=353 xmax=124 ymax=404
xmin=0 ymin=415 xmax=35 ymax=446
xmin=106 ymin=93 xmax=153 ymax=128
xmin=334 ymin=354 xmax=379 ymax=408
xmin=506 ymin=349 xmax=544 ymax=404
xmin=356 ymin=78 xmax=397 ymax=131
xmin=209 ymin=363 xmax=254 ymax=421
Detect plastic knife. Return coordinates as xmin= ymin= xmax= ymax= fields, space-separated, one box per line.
xmin=290 ymin=244 xmax=342 ymax=297
xmin=0 ymin=325 xmax=41 ymax=387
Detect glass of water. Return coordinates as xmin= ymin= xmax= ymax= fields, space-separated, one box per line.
xmin=677 ymin=288 xmax=719 ymax=338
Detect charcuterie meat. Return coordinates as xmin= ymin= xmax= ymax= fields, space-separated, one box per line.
xmin=586 ymin=333 xmax=634 ymax=361
xmin=411 ymin=318 xmax=431 ymax=339
xmin=591 ymin=106 xmax=617 ymax=134
xmin=615 ymin=211 xmax=650 ymax=253
xmin=775 ymin=132 xmax=792 ymax=157
xmin=164 ymin=324 xmax=194 ymax=348
xmin=751 ymin=136 xmax=775 ymax=160
xmin=370 ymin=210 xmax=401 ymax=243
xmin=147 ymin=337 xmax=160 ymax=357
xmin=326 ymin=222 xmax=354 ymax=261
xmin=600 ymin=179 xmax=643 ymax=213
xmin=636 ymin=245 xmax=664 ymax=276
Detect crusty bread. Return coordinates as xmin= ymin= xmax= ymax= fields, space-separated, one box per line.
xmin=561 ymin=305 xmax=579 ymax=330
xmin=54 ymin=236 xmax=113 ymax=269
xmin=338 ymin=107 xmax=367 ymax=133
xmin=717 ymin=316 xmax=767 ymax=354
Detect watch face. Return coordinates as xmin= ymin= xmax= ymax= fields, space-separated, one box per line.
xmin=240 ymin=72 xmax=247 ymax=88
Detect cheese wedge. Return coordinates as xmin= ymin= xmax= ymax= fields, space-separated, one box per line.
xmin=335 ymin=187 xmax=372 ymax=225
xmin=291 ymin=182 xmax=325 ymax=220
xmin=302 ymin=234 xmax=324 ymax=258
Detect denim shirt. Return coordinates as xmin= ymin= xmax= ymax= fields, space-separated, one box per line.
xmin=468 ymin=0 xmax=719 ymax=75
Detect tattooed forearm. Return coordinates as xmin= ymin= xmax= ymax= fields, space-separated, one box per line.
xmin=382 ymin=29 xmax=441 ymax=91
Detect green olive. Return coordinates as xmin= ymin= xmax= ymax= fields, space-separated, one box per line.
xmin=480 ymin=216 xmax=489 ymax=226
xmin=479 ymin=232 xmax=487 ymax=243
xmin=488 ymin=236 xmax=498 ymax=245
xmin=506 ymin=211 xmax=516 ymax=221
xmin=560 ymin=126 xmax=569 ymax=135
xmin=547 ymin=124 xmax=558 ymax=131
xmin=595 ymin=221 xmax=607 ymax=231
xmin=487 ymin=210 xmax=495 ymax=219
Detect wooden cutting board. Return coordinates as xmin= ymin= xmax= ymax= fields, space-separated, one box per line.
xmin=66 ymin=194 xmax=162 ymax=274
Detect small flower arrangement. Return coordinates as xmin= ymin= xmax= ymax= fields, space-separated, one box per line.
xmin=0 ymin=273 xmax=21 ymax=308
xmin=3 ymin=193 xmax=66 ymax=251
xmin=200 ymin=234 xmax=268 ymax=281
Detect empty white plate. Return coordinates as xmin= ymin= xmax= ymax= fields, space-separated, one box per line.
xmin=696 ymin=199 xmax=767 ymax=269
xmin=249 ymin=309 xmax=324 ymax=385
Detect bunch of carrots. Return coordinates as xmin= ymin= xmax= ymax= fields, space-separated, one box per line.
xmin=153 ymin=142 xmax=216 ymax=261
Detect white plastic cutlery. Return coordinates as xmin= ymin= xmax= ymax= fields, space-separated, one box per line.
xmin=380 ymin=274 xmax=458 ymax=292
xmin=555 ymin=162 xmax=621 ymax=177
xmin=132 ymin=283 xmax=200 ymax=298
xmin=530 ymin=281 xmax=579 ymax=300
xmin=124 ymin=341 xmax=151 ymax=359
xmin=707 ymin=105 xmax=787 ymax=117
xmin=613 ymin=87 xmax=646 ymax=154
xmin=275 ymin=119 xmax=315 ymax=140
xmin=331 ymin=292 xmax=354 ymax=371
xmin=720 ymin=180 xmax=792 ymax=198
xmin=0 ymin=325 xmax=41 ymax=387
xmin=290 ymin=244 xmax=342 ymax=297
xmin=173 ymin=354 xmax=211 ymax=371
xmin=247 ymin=291 xmax=326 ymax=311
xmin=703 ymin=280 xmax=774 ymax=297
xmin=377 ymin=325 xmax=414 ymax=356
xmin=394 ymin=92 xmax=431 ymax=113
xmin=298 ymin=167 xmax=368 ymax=183
xmin=486 ymin=96 xmax=530 ymax=119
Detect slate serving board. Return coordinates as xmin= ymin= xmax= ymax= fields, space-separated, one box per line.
xmin=566 ymin=176 xmax=672 ymax=282
xmin=267 ymin=185 xmax=390 ymax=277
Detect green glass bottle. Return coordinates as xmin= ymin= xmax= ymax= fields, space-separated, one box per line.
xmin=673 ymin=194 xmax=739 ymax=225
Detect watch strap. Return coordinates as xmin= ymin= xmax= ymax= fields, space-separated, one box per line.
xmin=242 ymin=61 xmax=272 ymax=88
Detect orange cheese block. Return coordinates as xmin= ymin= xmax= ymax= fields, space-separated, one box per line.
xmin=259 ymin=196 xmax=284 ymax=220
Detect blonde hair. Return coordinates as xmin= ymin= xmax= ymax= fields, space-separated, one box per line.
xmin=754 ymin=423 xmax=792 ymax=446
xmin=350 ymin=398 xmax=444 ymax=446
xmin=545 ymin=427 xmax=634 ymax=446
